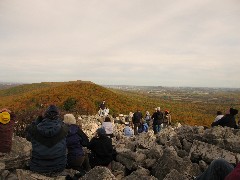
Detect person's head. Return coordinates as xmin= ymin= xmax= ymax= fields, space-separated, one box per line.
xmin=230 ymin=108 xmax=238 ymax=116
xmin=217 ymin=111 xmax=222 ymax=115
xmin=146 ymin=111 xmax=150 ymax=115
xmin=96 ymin=128 xmax=106 ymax=137
xmin=154 ymin=108 xmax=157 ymax=112
xmin=165 ymin=110 xmax=169 ymax=114
xmin=157 ymin=107 xmax=161 ymax=111
xmin=104 ymin=116 xmax=111 ymax=122
xmin=44 ymin=105 xmax=59 ymax=120
xmin=63 ymin=114 xmax=76 ymax=125
xmin=125 ymin=122 xmax=130 ymax=126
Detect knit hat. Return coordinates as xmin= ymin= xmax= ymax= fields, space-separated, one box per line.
xmin=63 ymin=114 xmax=76 ymax=125
xmin=0 ymin=112 xmax=10 ymax=124
xmin=96 ymin=128 xmax=106 ymax=136
xmin=44 ymin=105 xmax=59 ymax=120
xmin=230 ymin=108 xmax=238 ymax=116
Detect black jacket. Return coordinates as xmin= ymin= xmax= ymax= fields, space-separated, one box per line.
xmin=88 ymin=135 xmax=113 ymax=167
xmin=211 ymin=114 xmax=237 ymax=129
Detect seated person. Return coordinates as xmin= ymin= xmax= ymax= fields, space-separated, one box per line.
xmin=63 ymin=114 xmax=90 ymax=172
xmin=101 ymin=116 xmax=114 ymax=138
xmin=138 ymin=119 xmax=149 ymax=133
xmin=213 ymin=111 xmax=224 ymax=122
xmin=88 ymin=128 xmax=113 ymax=169
xmin=0 ymin=108 xmax=15 ymax=153
xmin=123 ymin=122 xmax=134 ymax=137
xmin=196 ymin=158 xmax=239 ymax=180
xmin=211 ymin=108 xmax=238 ymax=129
xmin=26 ymin=105 xmax=68 ymax=174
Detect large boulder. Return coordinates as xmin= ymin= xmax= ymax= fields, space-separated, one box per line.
xmin=151 ymin=146 xmax=200 ymax=180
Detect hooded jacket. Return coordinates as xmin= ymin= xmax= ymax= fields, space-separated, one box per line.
xmin=66 ymin=124 xmax=89 ymax=162
xmin=27 ymin=105 xmax=68 ymax=173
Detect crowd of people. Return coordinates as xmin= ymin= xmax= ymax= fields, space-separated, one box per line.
xmin=0 ymin=103 xmax=239 ymax=179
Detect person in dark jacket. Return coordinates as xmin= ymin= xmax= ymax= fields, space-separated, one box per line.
xmin=211 ymin=108 xmax=238 ymax=129
xmin=196 ymin=158 xmax=239 ymax=180
xmin=26 ymin=105 xmax=68 ymax=174
xmin=0 ymin=108 xmax=15 ymax=153
xmin=63 ymin=114 xmax=90 ymax=172
xmin=88 ymin=128 xmax=113 ymax=169
xmin=151 ymin=107 xmax=164 ymax=134
xmin=133 ymin=109 xmax=143 ymax=135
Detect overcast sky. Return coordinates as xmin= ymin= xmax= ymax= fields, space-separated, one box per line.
xmin=0 ymin=0 xmax=240 ymax=88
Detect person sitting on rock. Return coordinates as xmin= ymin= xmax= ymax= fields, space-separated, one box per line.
xmin=211 ymin=108 xmax=238 ymax=129
xmin=88 ymin=128 xmax=113 ymax=169
xmin=26 ymin=105 xmax=68 ymax=174
xmin=0 ymin=108 xmax=16 ymax=153
xmin=101 ymin=116 xmax=114 ymax=138
xmin=123 ymin=122 xmax=134 ymax=137
xmin=63 ymin=114 xmax=90 ymax=173
xmin=138 ymin=119 xmax=148 ymax=133
xmin=196 ymin=158 xmax=240 ymax=180
xmin=213 ymin=110 xmax=224 ymax=122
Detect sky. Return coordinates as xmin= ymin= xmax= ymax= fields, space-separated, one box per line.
xmin=0 ymin=0 xmax=240 ymax=88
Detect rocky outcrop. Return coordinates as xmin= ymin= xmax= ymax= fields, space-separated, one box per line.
xmin=1 ymin=115 xmax=240 ymax=180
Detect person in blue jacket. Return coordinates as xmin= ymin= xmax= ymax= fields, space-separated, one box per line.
xmin=26 ymin=105 xmax=68 ymax=174
xmin=63 ymin=114 xmax=90 ymax=172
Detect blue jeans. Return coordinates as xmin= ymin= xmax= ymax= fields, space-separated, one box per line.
xmin=153 ymin=124 xmax=161 ymax=134
xmin=196 ymin=159 xmax=234 ymax=180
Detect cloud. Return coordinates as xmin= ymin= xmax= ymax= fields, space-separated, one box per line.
xmin=0 ymin=0 xmax=240 ymax=87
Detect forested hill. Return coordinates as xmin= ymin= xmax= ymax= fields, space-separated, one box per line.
xmin=0 ymin=81 xmax=239 ymax=127
xmin=0 ymin=81 xmax=161 ymax=125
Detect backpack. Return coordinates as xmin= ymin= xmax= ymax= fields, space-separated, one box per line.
xmin=0 ymin=112 xmax=10 ymax=124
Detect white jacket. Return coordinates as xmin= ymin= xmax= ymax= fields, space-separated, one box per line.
xmin=101 ymin=122 xmax=114 ymax=134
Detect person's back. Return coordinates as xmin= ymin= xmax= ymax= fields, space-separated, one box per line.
xmin=211 ymin=108 xmax=238 ymax=129
xmin=88 ymin=128 xmax=113 ymax=168
xmin=214 ymin=111 xmax=224 ymax=122
xmin=0 ymin=108 xmax=15 ymax=153
xmin=63 ymin=114 xmax=89 ymax=171
xmin=101 ymin=116 xmax=114 ymax=138
xmin=123 ymin=122 xmax=133 ymax=137
xmin=27 ymin=105 xmax=68 ymax=174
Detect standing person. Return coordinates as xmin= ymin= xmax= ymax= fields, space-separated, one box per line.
xmin=213 ymin=111 xmax=224 ymax=122
xmin=0 ymin=108 xmax=15 ymax=153
xmin=123 ymin=122 xmax=134 ymax=137
xmin=101 ymin=116 xmax=114 ymax=138
xmin=88 ymin=128 xmax=113 ymax=169
xmin=151 ymin=107 xmax=164 ymax=134
xmin=144 ymin=111 xmax=152 ymax=127
xmin=133 ymin=109 xmax=143 ymax=135
xmin=26 ymin=105 xmax=68 ymax=174
xmin=163 ymin=110 xmax=172 ymax=128
xmin=99 ymin=100 xmax=106 ymax=111
xmin=63 ymin=114 xmax=90 ymax=172
xmin=211 ymin=108 xmax=238 ymax=129
xmin=128 ymin=112 xmax=134 ymax=128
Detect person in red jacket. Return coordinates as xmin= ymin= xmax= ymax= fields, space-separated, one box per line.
xmin=0 ymin=108 xmax=15 ymax=153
